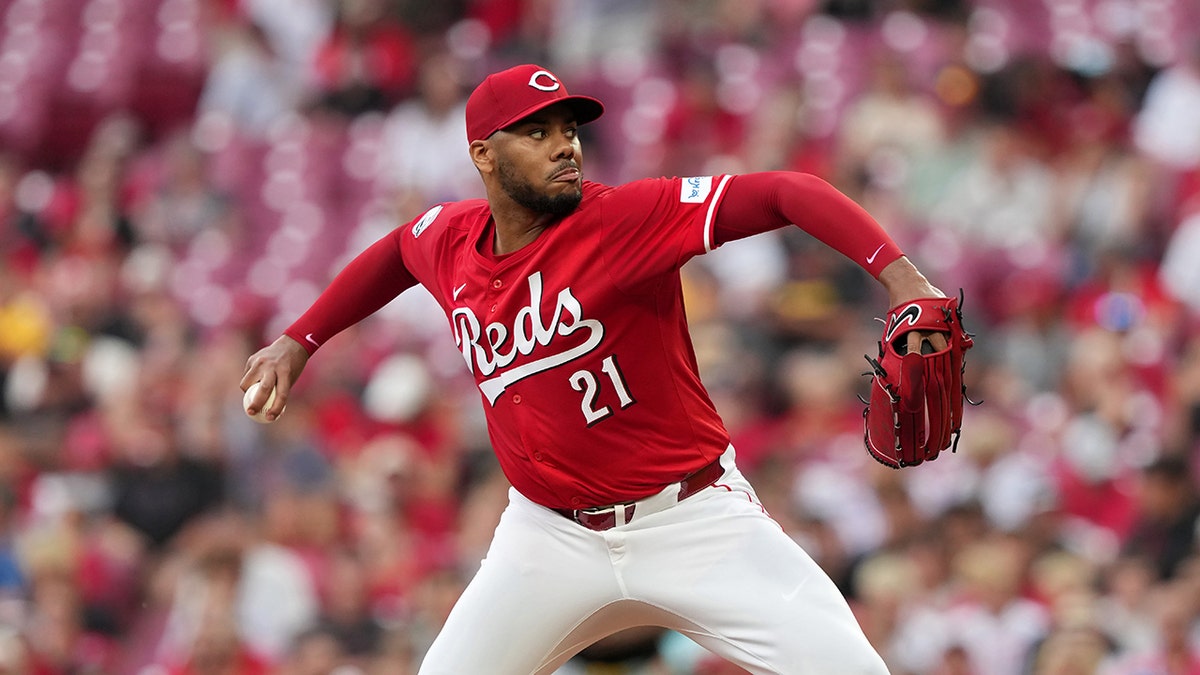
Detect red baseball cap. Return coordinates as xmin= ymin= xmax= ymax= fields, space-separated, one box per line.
xmin=466 ymin=64 xmax=604 ymax=143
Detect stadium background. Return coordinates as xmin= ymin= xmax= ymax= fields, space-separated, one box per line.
xmin=0 ymin=0 xmax=1199 ymax=673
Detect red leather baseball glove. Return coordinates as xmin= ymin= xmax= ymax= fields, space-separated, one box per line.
xmin=863 ymin=295 xmax=975 ymax=468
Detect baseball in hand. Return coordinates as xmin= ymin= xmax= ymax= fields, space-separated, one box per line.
xmin=243 ymin=381 xmax=284 ymax=423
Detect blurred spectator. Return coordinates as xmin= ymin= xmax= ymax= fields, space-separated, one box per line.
xmin=884 ymin=530 xmax=1049 ymax=675
xmin=381 ymin=51 xmax=481 ymax=212
xmin=1121 ymin=456 xmax=1200 ymax=582
xmin=157 ymin=536 xmax=272 ymax=675
xmin=1133 ymin=40 xmax=1200 ymax=172
xmin=399 ymin=567 xmax=468 ymax=664
xmin=132 ymin=131 xmax=241 ymax=251
xmin=652 ymin=57 xmax=749 ymax=178
xmin=853 ymin=549 xmax=925 ymax=669
xmin=760 ymin=233 xmax=871 ymax=344
xmin=1024 ymin=550 xmax=1114 ymax=675
xmin=1051 ymin=82 xmax=1154 ymax=279
xmin=925 ymin=119 xmax=1055 ymax=254
xmin=743 ymin=79 xmax=834 ymax=178
xmin=232 ymin=460 xmax=332 ymax=663
xmin=44 ymin=116 xmax=143 ymax=260
xmin=1095 ymin=554 xmax=1160 ymax=656
xmin=987 ymin=267 xmax=1071 ymax=395
xmin=108 ymin=413 xmax=225 ymax=549
xmin=1049 ymin=326 xmax=1162 ymax=556
xmin=939 ymin=535 xmax=1051 ymax=675
xmin=976 ymin=56 xmax=1079 ymax=161
xmin=23 ymin=570 xmax=118 ymax=674
xmin=314 ymin=547 xmax=384 ymax=660
xmin=962 ymin=412 xmax=1056 ymax=535
xmin=908 ymin=115 xmax=1060 ymax=327
xmin=240 ymin=0 xmax=335 ymax=99
xmin=836 ymin=49 xmax=947 ymax=198
xmin=1102 ymin=580 xmax=1200 ymax=675
xmin=198 ymin=20 xmax=298 ymax=139
xmin=310 ymin=0 xmax=419 ymax=117
xmin=548 ymin=0 xmax=661 ymax=77
xmin=692 ymin=233 xmax=789 ymax=323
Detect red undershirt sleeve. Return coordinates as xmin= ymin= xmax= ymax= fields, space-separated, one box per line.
xmin=283 ymin=230 xmax=418 ymax=355
xmin=713 ymin=172 xmax=903 ymax=279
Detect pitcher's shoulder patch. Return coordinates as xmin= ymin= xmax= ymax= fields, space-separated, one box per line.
xmin=412 ymin=205 xmax=444 ymax=238
xmin=680 ymin=176 xmax=712 ymax=203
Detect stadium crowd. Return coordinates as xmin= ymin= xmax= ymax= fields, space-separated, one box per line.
xmin=1 ymin=0 xmax=1200 ymax=673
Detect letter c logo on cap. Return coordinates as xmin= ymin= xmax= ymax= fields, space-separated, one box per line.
xmin=528 ymin=70 xmax=561 ymax=92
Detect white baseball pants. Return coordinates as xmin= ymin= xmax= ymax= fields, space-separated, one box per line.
xmin=418 ymin=447 xmax=890 ymax=674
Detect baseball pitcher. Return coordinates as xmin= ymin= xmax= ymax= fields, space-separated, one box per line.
xmin=241 ymin=64 xmax=972 ymax=674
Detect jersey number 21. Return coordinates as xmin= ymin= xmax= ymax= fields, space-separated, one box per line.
xmin=569 ymin=355 xmax=635 ymax=426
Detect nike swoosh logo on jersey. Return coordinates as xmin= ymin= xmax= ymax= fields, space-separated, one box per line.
xmin=866 ymin=243 xmax=886 ymax=265
xmin=305 ymin=333 xmax=320 ymax=347
xmin=453 ymin=283 xmax=467 ymax=301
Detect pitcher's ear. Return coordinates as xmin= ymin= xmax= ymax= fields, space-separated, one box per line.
xmin=469 ymin=140 xmax=493 ymax=173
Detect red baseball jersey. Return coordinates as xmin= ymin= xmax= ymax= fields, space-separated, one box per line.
xmin=399 ymin=176 xmax=735 ymax=510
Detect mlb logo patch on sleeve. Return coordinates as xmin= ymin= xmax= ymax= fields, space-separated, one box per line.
xmin=680 ymin=176 xmax=712 ymax=203
xmin=412 ymin=205 xmax=444 ymax=238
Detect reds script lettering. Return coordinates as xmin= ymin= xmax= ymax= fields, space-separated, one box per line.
xmin=452 ymin=272 xmax=605 ymax=405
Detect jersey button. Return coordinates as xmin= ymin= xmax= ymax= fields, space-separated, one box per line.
xmin=490 ymin=304 xmax=497 ymax=313
xmin=533 ymin=451 xmax=543 ymax=461
xmin=512 ymin=394 xmax=522 ymax=404
xmin=491 ymin=279 xmax=503 ymax=289
xmin=571 ymin=497 xmax=583 ymax=507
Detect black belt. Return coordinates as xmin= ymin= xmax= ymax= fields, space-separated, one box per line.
xmin=553 ymin=456 xmax=725 ymax=531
